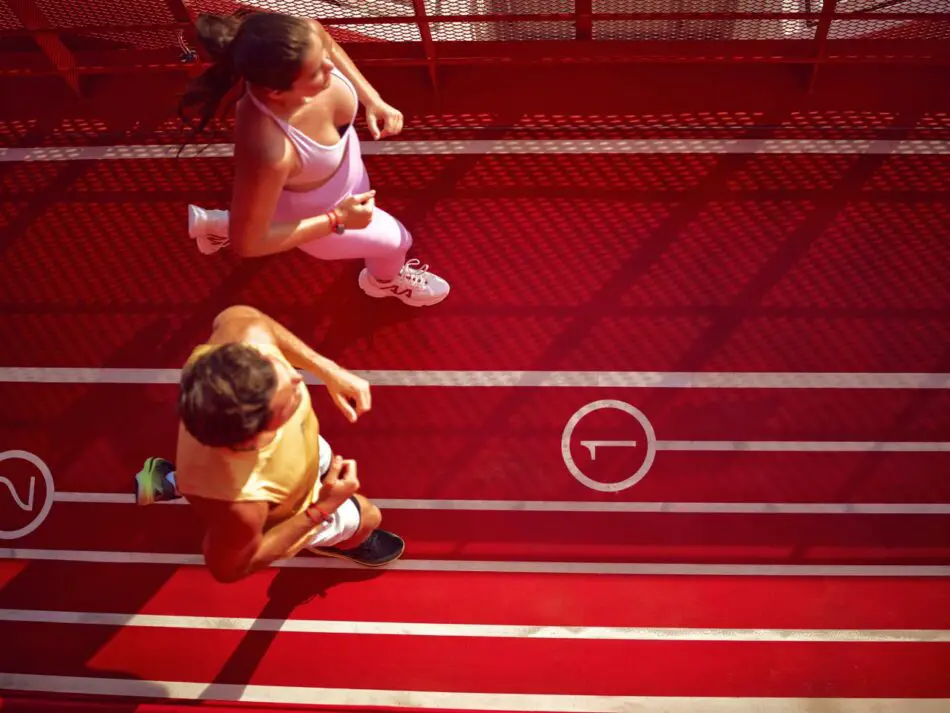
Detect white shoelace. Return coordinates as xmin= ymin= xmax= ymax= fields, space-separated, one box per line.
xmin=196 ymin=233 xmax=228 ymax=255
xmin=397 ymin=259 xmax=431 ymax=288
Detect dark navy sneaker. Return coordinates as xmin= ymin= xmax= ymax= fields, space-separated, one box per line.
xmin=311 ymin=529 xmax=405 ymax=567
xmin=134 ymin=457 xmax=180 ymax=506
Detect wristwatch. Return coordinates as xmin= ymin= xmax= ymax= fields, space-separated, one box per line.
xmin=327 ymin=209 xmax=346 ymax=235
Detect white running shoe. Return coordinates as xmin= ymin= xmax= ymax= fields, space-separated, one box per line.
xmin=358 ymin=259 xmax=450 ymax=307
xmin=188 ymin=204 xmax=230 ymax=255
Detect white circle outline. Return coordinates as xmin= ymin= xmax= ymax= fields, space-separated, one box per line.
xmin=561 ymin=400 xmax=657 ymax=493
xmin=0 ymin=450 xmax=55 ymax=540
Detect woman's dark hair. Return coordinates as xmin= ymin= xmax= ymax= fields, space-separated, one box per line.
xmin=178 ymin=343 xmax=278 ymax=447
xmin=177 ymin=11 xmax=315 ymax=148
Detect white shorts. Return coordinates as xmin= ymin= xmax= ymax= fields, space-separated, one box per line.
xmin=305 ymin=435 xmax=362 ymax=549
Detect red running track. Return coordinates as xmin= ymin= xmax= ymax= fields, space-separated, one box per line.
xmin=1 ymin=106 xmax=950 ymax=709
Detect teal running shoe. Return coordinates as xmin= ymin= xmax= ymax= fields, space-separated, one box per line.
xmin=135 ymin=457 xmax=180 ymax=506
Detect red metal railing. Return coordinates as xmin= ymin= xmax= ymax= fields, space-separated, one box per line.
xmin=1 ymin=0 xmax=948 ymax=94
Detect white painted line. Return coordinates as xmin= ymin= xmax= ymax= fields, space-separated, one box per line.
xmin=0 ymin=451 xmax=55 ymax=541
xmin=1 ymin=608 xmax=946 ymax=642
xmin=1 ymin=673 xmax=948 ymax=712
xmin=51 ymin=492 xmax=950 ymax=515
xmin=2 ymin=139 xmax=950 ymax=162
xmin=656 ymin=440 xmax=950 ymax=453
xmin=2 ymin=367 xmax=949 ymax=389
xmin=3 ymin=548 xmax=950 ymax=576
xmin=368 ymin=139 xmax=950 ymax=156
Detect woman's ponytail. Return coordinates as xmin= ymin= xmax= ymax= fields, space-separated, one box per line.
xmin=177 ymin=13 xmax=245 ymax=150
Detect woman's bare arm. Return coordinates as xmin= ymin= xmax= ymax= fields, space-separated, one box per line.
xmin=314 ymin=21 xmax=404 ymax=139
xmin=227 ymin=118 xmax=374 ymax=257
xmin=314 ymin=20 xmax=382 ymax=107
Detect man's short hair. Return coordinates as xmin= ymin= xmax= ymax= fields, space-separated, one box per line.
xmin=178 ymin=343 xmax=278 ymax=447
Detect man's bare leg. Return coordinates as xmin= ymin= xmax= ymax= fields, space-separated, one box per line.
xmin=308 ymin=493 xmax=404 ymax=567
xmin=332 ymin=493 xmax=381 ymax=550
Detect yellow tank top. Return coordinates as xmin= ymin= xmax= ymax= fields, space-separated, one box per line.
xmin=174 ymin=341 xmax=321 ymax=522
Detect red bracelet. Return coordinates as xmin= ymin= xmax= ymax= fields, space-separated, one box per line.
xmin=306 ymin=505 xmax=331 ymax=524
xmin=326 ymin=211 xmax=339 ymax=231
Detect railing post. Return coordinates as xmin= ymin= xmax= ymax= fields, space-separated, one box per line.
xmin=808 ymin=0 xmax=839 ymax=93
xmin=576 ymin=0 xmax=593 ymax=40
xmin=411 ymin=0 xmax=439 ymax=92
xmin=7 ymin=0 xmax=80 ymax=96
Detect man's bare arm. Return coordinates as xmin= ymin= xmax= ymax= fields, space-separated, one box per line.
xmin=210 ymin=305 xmax=337 ymax=378
xmin=197 ymin=499 xmax=323 ymax=583
xmin=197 ymin=456 xmax=360 ymax=583
xmin=210 ymin=305 xmax=372 ymax=422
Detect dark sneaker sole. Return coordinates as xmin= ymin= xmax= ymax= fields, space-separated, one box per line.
xmin=309 ymin=530 xmax=405 ymax=567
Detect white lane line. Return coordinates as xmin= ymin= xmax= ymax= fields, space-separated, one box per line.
xmin=1 ymin=673 xmax=947 ymax=712
xmin=656 ymin=440 xmax=950 ymax=453
xmin=2 ymin=367 xmax=949 ymax=389
xmin=3 ymin=549 xmax=949 ymax=576
xmin=2 ymin=139 xmax=950 ymax=162
xmin=1 ymin=608 xmax=946 ymax=642
xmin=51 ymin=492 xmax=950 ymax=515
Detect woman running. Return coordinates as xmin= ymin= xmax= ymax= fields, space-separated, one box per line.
xmin=180 ymin=11 xmax=449 ymax=307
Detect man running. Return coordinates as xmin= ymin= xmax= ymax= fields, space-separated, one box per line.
xmin=134 ymin=304 xmax=403 ymax=581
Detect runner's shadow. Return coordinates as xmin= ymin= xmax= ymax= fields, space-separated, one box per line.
xmin=0 ymin=561 xmax=179 ymax=709
xmin=200 ymin=565 xmax=385 ymax=695
xmin=290 ymin=263 xmax=428 ymax=360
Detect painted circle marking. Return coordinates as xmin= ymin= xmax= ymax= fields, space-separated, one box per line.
xmin=0 ymin=450 xmax=55 ymax=540
xmin=561 ymin=400 xmax=657 ymax=492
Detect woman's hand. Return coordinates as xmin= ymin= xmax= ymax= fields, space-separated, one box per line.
xmin=365 ymin=99 xmax=404 ymax=140
xmin=333 ymin=191 xmax=376 ymax=230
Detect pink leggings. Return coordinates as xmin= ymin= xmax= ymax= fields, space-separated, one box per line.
xmin=270 ymin=132 xmax=412 ymax=282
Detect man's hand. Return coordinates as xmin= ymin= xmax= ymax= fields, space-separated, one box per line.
xmin=208 ymin=306 xmax=371 ymax=423
xmin=317 ymin=456 xmax=361 ymax=511
xmin=324 ymin=364 xmax=371 ymax=423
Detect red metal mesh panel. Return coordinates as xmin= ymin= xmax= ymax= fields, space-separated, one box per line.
xmin=31 ymin=0 xmax=174 ymax=27
xmin=0 ymin=118 xmax=38 ymax=144
xmin=621 ymin=200 xmax=814 ymax=308
xmin=60 ymin=27 xmax=186 ymax=50
xmin=831 ymin=19 xmax=950 ymax=42
xmin=1 ymin=0 xmax=948 ymax=78
xmin=327 ymin=22 xmax=421 ymax=42
xmin=0 ymin=1 xmax=23 ymax=29
xmin=915 ymin=111 xmax=950 ymax=135
xmin=0 ymin=162 xmax=65 ymax=194
xmin=0 ymin=200 xmax=228 ymax=306
xmin=593 ymin=0 xmax=816 ymax=41
xmin=0 ymin=201 xmax=27 ymax=232
xmin=762 ymin=201 xmax=950 ymax=312
xmin=28 ymin=0 xmax=182 ymax=51
xmin=830 ymin=0 xmax=950 ymax=41
xmin=863 ymin=155 xmax=950 ymax=193
xmin=430 ymin=19 xmax=573 ymax=40
xmin=435 ymin=0 xmax=573 ymax=12
xmin=186 ymin=0 xmax=420 ymax=41
xmin=725 ymin=154 xmax=859 ymax=191
xmin=186 ymin=0 xmax=415 ymax=19
xmin=428 ymin=0 xmax=573 ymax=40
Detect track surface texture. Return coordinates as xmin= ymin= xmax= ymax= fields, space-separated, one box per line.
xmin=1 ymin=42 xmax=950 ymax=713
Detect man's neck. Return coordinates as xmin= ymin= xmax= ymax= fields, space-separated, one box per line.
xmin=228 ymin=431 xmax=277 ymax=452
